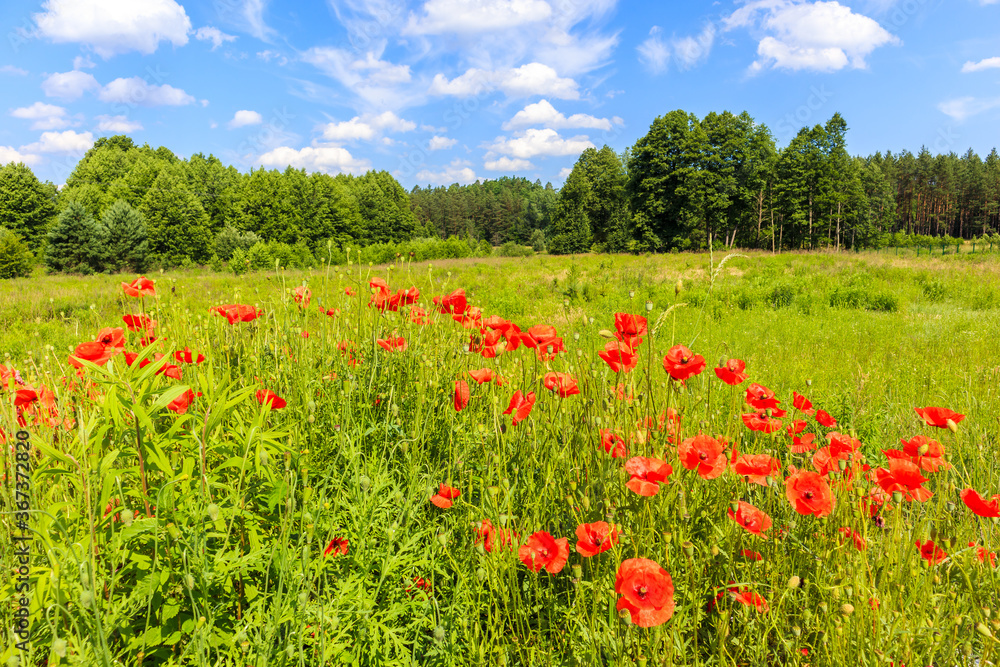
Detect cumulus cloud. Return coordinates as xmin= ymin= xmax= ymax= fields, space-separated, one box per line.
xmin=0 ymin=146 xmax=41 ymax=165
xmin=321 ymin=111 xmax=416 ymax=142
xmin=558 ymin=166 xmax=573 ymax=179
xmin=724 ymin=0 xmax=900 ymax=73
xmin=72 ymin=55 xmax=96 ymax=70
xmin=42 ymin=70 xmax=100 ymax=100
xmin=637 ymin=27 xmax=670 ymax=74
xmin=487 ymin=128 xmax=594 ymax=159
xmin=416 ymin=158 xmax=479 ymax=185
xmin=229 ymin=110 xmax=263 ymax=128
xmin=429 ymin=136 xmax=458 ymax=150
xmin=33 ymin=0 xmax=191 ymax=58
xmin=257 ymin=145 xmax=370 ymax=175
xmin=10 ymin=102 xmax=73 ymax=130
xmin=403 ymin=0 xmax=552 ymax=34
xmin=195 ymin=26 xmax=237 ymax=50
xmin=938 ymin=96 xmax=1000 ymax=122
xmin=98 ymin=77 xmax=196 ymax=106
xmin=503 ymin=99 xmax=614 ymax=131
xmin=0 ymin=65 xmax=28 ymax=76
xmin=303 ymin=46 xmax=415 ymax=110
xmin=672 ymin=24 xmax=715 ymax=69
xmin=430 ymin=62 xmax=579 ymax=99
xmin=962 ymin=57 xmax=1000 ymax=73
xmin=484 ymin=156 xmax=534 ymax=171
xmin=20 ymin=130 xmax=94 ymax=154
xmin=94 ymin=115 xmax=143 ymax=132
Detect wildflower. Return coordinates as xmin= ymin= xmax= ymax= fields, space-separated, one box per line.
xmin=677 ymin=433 xmax=728 ymax=480
xmin=68 ymin=341 xmax=113 ymax=368
xmin=453 ymin=380 xmax=470 ymax=412
xmin=598 ymin=340 xmax=638 ymax=373
xmin=792 ymin=391 xmax=815 ymax=416
xmin=518 ymin=531 xmax=570 ymax=574
xmin=376 ymin=336 xmax=407 ymax=352
xmin=614 ymin=558 xmax=675 ymax=627
xmin=575 ymin=522 xmax=619 ymax=557
xmin=468 ymin=368 xmax=500 ymax=385
xmin=433 ymin=289 xmax=467 ymax=315
xmin=613 ymin=313 xmax=647 ymax=348
xmin=838 ymin=527 xmax=867 ymax=551
xmin=662 ymin=345 xmax=706 ymax=382
xmin=123 ymin=313 xmax=156 ymax=334
xmin=624 ymin=457 xmax=673 ymax=496
xmin=914 ymin=406 xmax=964 ymax=429
xmin=915 ymin=539 xmax=947 ymax=566
xmin=741 ymin=410 xmax=783 ymax=434
xmin=969 ymin=542 xmax=998 ymax=567
xmin=323 ymin=537 xmax=349 ymax=557
xmin=173 ymin=347 xmax=206 ymax=365
xmin=256 ymin=389 xmax=286 ymax=410
xmin=815 ymin=409 xmax=837 ymax=428
xmin=503 ymin=391 xmax=536 ymax=425
xmin=727 ymin=501 xmax=772 ymax=536
xmin=790 ymin=433 xmax=817 ymax=453
xmin=474 ymin=519 xmax=517 ymax=553
xmin=874 ymin=459 xmax=932 ymax=502
xmin=740 ymin=549 xmax=763 ymax=561
xmin=885 ymin=435 xmax=948 ymax=472
xmin=732 ymin=454 xmax=781 ymax=486
xmin=714 ymin=359 xmax=747 ymax=385
xmin=543 ymin=372 xmax=580 ymax=397
xmin=122 ymin=276 xmax=155 ymax=297
xmin=730 ymin=587 xmax=769 ymax=612
xmin=167 ymin=389 xmax=199 ymax=415
xmin=600 ymin=429 xmax=628 ymax=458
xmin=430 ymin=484 xmax=461 ymax=509
xmin=785 ymin=470 xmax=836 ymax=517
xmin=745 ymin=383 xmax=780 ymax=410
xmin=96 ymin=327 xmax=125 ymax=350
xmin=210 ymin=304 xmax=262 ymax=324
xmin=293 ymin=286 xmax=311 ymax=308
xmin=960 ymin=488 xmax=1000 ymax=518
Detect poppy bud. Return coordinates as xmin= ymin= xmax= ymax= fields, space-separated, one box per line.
xmin=682 ymin=541 xmax=694 ymax=557
xmin=207 ymin=503 xmax=220 ymax=522
xmin=805 ymin=379 xmax=812 ymax=387
xmin=581 ymin=496 xmax=590 ymax=510
xmin=792 ymin=625 xmax=801 ymax=637
xmin=80 ymin=590 xmax=94 ymax=607
xmin=840 ymin=603 xmax=854 ymax=616
xmin=788 ymin=576 xmax=801 ymax=588
xmin=437 ymin=532 xmax=448 ymax=548
xmin=645 ymin=301 xmax=653 ymax=312
xmin=946 ymin=419 xmax=958 ymax=433
xmin=976 ymin=622 xmax=993 ymax=639
xmin=185 ymin=574 xmax=195 ymax=590
xmin=629 ymin=290 xmax=635 ymax=299
xmin=710 ymin=545 xmax=720 ymax=557
xmin=167 ymin=523 xmax=181 ymax=540
xmin=598 ymin=329 xmax=616 ymax=339
xmin=121 ymin=509 xmax=134 ymax=527
xmin=572 ymin=564 xmax=582 ymax=579
xmin=674 ymin=279 xmax=682 ymax=296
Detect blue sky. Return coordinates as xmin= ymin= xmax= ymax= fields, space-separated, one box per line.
xmin=1 ymin=0 xmax=998 ymax=188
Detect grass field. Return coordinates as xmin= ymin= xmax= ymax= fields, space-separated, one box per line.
xmin=2 ymin=249 xmax=1000 ymax=666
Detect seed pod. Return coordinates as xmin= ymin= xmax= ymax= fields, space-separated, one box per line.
xmin=840 ymin=603 xmax=854 ymax=616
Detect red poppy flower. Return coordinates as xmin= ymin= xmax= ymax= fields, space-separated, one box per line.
xmin=167 ymin=389 xmax=200 ymax=415
xmin=503 ymin=391 xmax=536 ymax=425
xmin=454 ymin=380 xmax=470 ymax=412
xmin=405 ymin=577 xmax=433 ymax=596
xmin=468 ymin=368 xmax=501 ymax=385
xmin=345 ymin=287 xmax=356 ymax=296
xmin=173 ymin=347 xmax=206 ymax=365
xmin=727 ymin=501 xmax=772 ymax=536
xmin=874 ymin=459 xmax=932 ymax=502
xmin=474 ymin=519 xmax=518 ymax=553
xmin=599 ymin=340 xmax=638 ymax=373
xmin=785 ymin=470 xmax=836 ymax=517
xmin=543 ymin=372 xmax=580 ymax=397
xmin=211 ymin=304 xmax=262 ymax=324
xmin=410 ymin=307 xmax=430 ymax=325
xmin=433 ymin=289 xmax=467 ymax=315
xmin=122 ymin=313 xmax=156 ymax=334
xmin=398 ymin=286 xmax=420 ymax=305
xmin=960 ymin=488 xmax=1000 ymax=518
xmin=430 ymin=484 xmax=461 ymax=509
xmin=376 ymin=336 xmax=408 ymax=352
xmin=624 ymin=457 xmax=673 ymax=496
xmin=122 ymin=276 xmax=155 ymax=298
xmin=969 ymin=542 xmax=998 ymax=567
xmin=68 ymin=341 xmax=113 ymax=369
xmin=714 ymin=359 xmax=747 ymax=385
xmin=369 ymin=277 xmax=391 ymax=295
xmin=914 ymin=406 xmax=965 ymax=429
xmin=811 ymin=446 xmax=854 ymax=477
xmin=677 ymin=433 xmax=728 ymax=480
xmin=614 ymin=558 xmax=675 ymax=627
xmin=915 ymin=539 xmax=947 ymax=565
xmin=256 ymin=389 xmax=286 ymax=410
xmin=787 ymin=419 xmax=807 ymax=436
xmin=741 ymin=411 xmax=783 ymax=434
xmin=838 ymin=527 xmax=867 ymax=551
xmin=600 ymin=429 xmax=628 ymax=458
xmin=323 ymin=536 xmax=349 ymax=557
xmin=730 ymin=587 xmax=769 ymax=612
xmin=815 ymin=409 xmax=837 ymax=427
xmin=790 ymin=433 xmax=817 ymax=453
xmin=740 ymin=549 xmax=763 ymax=561
xmin=662 ymin=345 xmax=706 ymax=381
xmin=613 ymin=313 xmax=647 ymax=348
xmin=518 ymin=531 xmax=570 ymax=574
xmin=152 ymin=354 xmax=182 ymax=380
xmin=14 ymin=388 xmax=38 ymax=410
xmin=732 ymin=454 xmax=782 ymax=486
xmin=792 ymin=391 xmax=815 ymax=415
xmin=96 ymin=327 xmax=126 ymax=350
xmin=745 ymin=383 xmax=779 ymax=410
xmin=575 ymin=522 xmax=619 ymax=557
xmin=884 ymin=436 xmax=948 ymax=473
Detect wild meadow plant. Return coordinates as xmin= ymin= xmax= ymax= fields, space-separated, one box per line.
xmin=1 ymin=254 xmax=999 ymax=666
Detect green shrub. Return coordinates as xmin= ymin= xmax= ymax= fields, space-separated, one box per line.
xmin=767 ymin=282 xmax=796 ymax=309
xmin=230 ymin=247 xmax=249 ymax=275
xmin=867 ymin=291 xmax=899 ymax=312
xmin=208 ymin=254 xmax=226 ymax=272
xmin=921 ymin=279 xmax=946 ymax=302
xmin=213 ymin=226 xmax=260 ymax=261
xmin=44 ymin=201 xmax=103 ymax=273
xmin=0 ymin=227 xmax=34 ymax=279
xmin=247 ymin=242 xmax=274 ymax=271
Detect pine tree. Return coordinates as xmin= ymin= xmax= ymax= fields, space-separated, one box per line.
xmin=44 ymin=201 xmax=103 ymax=273
xmin=0 ymin=227 xmax=34 ymax=279
xmin=99 ymin=199 xmax=149 ymax=272
xmin=0 ymin=162 xmax=57 ymax=251
xmin=139 ymin=165 xmax=213 ymax=265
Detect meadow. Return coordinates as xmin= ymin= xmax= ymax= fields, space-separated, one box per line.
xmin=2 ymin=249 xmax=1000 ymax=666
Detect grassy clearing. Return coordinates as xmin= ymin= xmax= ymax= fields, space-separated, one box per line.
xmin=2 ymin=250 xmax=1000 ymax=666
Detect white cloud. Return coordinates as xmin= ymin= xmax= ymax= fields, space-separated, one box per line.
xmin=229 ymin=109 xmax=263 ymax=128
xmin=303 ymin=46 xmax=416 ymax=110
xmin=724 ymin=0 xmax=900 ymax=73
xmin=42 ymin=70 xmax=100 ymax=100
xmin=195 ymin=26 xmax=237 ymax=50
xmin=938 ymin=96 xmax=1000 ymax=122
xmin=487 ymin=128 xmax=594 ymax=159
xmin=558 ymin=166 xmax=572 ymax=179
xmin=0 ymin=146 xmax=41 ymax=166
xmin=430 ymin=62 xmax=579 ymax=99
xmin=503 ymin=99 xmax=613 ymax=131
xmin=416 ymin=159 xmax=479 ymax=185
xmin=962 ymin=57 xmax=1000 ymax=73
xmin=94 ymin=115 xmax=143 ymax=132
xmin=638 ymin=26 xmax=670 ymax=74
xmin=404 ymin=0 xmax=553 ymax=34
xmin=10 ymin=102 xmax=73 ymax=130
xmin=429 ymin=136 xmax=458 ymax=150
xmin=72 ymin=55 xmax=95 ymax=70
xmin=256 ymin=145 xmax=370 ymax=175
xmin=321 ymin=111 xmax=416 ymax=142
xmin=33 ymin=0 xmax=191 ymax=58
xmin=672 ymin=24 xmax=715 ymax=69
xmin=20 ymin=130 xmax=94 ymax=154
xmin=240 ymin=0 xmax=275 ymax=41
xmin=257 ymin=50 xmax=288 ymax=65
xmin=484 ymin=157 xmax=535 ymax=171
xmin=0 ymin=65 xmax=28 ymax=76
xmin=98 ymin=77 xmax=196 ymax=106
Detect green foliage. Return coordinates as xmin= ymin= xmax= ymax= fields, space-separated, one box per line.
xmin=139 ymin=165 xmax=213 ymax=265
xmin=44 ymin=201 xmax=104 ymax=273
xmin=529 ymin=228 xmax=546 ymax=252
xmin=213 ymin=225 xmax=260 ymax=261
xmin=246 ymin=241 xmax=274 ymax=271
xmin=229 ymin=246 xmax=249 ymax=275
xmin=99 ymin=199 xmax=149 ymax=272
xmin=0 ymin=227 xmax=34 ymax=279
xmin=495 ymin=241 xmax=533 ymax=257
xmin=208 ymin=253 xmax=226 ymax=273
xmin=0 ymin=162 xmax=57 ymax=251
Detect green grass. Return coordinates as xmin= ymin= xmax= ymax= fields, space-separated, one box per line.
xmin=2 ymin=250 xmax=1000 ymax=666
